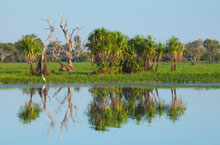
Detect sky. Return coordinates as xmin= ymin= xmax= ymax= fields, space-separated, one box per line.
xmin=0 ymin=0 xmax=219 ymax=44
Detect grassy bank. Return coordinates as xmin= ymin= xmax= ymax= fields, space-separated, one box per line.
xmin=0 ymin=62 xmax=220 ymax=84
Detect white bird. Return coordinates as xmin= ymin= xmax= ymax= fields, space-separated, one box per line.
xmin=42 ymin=74 xmax=46 ymax=82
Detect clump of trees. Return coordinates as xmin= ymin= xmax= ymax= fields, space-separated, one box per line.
xmin=0 ymin=16 xmax=87 ymax=76
xmin=87 ymin=28 xmax=185 ymax=74
xmin=87 ymin=28 xmax=128 ymax=74
xmin=87 ymin=28 xmax=220 ymax=74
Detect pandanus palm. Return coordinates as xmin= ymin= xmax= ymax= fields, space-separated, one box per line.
xmin=166 ymin=36 xmax=183 ymax=71
xmin=17 ymin=36 xmax=42 ymax=75
xmin=88 ymin=28 xmax=128 ymax=74
xmin=155 ymin=42 xmax=164 ymax=72
xmin=144 ymin=35 xmax=156 ymax=71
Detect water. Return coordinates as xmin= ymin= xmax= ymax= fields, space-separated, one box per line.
xmin=0 ymin=85 xmax=220 ymax=145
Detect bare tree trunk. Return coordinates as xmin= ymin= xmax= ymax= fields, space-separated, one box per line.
xmin=1 ymin=56 xmax=4 ymax=62
xmin=53 ymin=54 xmax=71 ymax=72
xmin=36 ymin=18 xmax=55 ymax=76
xmin=60 ymin=15 xmax=80 ymax=72
xmin=192 ymin=58 xmax=196 ymax=65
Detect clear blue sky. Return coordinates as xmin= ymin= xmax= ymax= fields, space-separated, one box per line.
xmin=0 ymin=0 xmax=219 ymax=43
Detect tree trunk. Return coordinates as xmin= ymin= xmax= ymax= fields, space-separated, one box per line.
xmin=53 ymin=54 xmax=71 ymax=72
xmin=1 ymin=56 xmax=4 ymax=62
xmin=155 ymin=56 xmax=160 ymax=72
xmin=30 ymin=61 xmax=34 ymax=76
xmin=174 ymin=56 xmax=177 ymax=71
xmin=209 ymin=56 xmax=212 ymax=64
xmin=171 ymin=54 xmax=174 ymax=72
xmin=192 ymin=57 xmax=196 ymax=65
xmin=68 ymin=59 xmax=75 ymax=71
xmin=144 ymin=58 xmax=148 ymax=71
xmin=43 ymin=52 xmax=49 ymax=75
xmin=150 ymin=57 xmax=155 ymax=71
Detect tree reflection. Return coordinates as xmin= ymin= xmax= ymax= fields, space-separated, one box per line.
xmin=18 ymin=88 xmax=42 ymax=124
xmin=88 ymin=87 xmax=186 ymax=131
xmin=18 ymin=86 xmax=186 ymax=134
xmin=18 ymin=86 xmax=78 ymax=138
xmin=166 ymin=88 xmax=185 ymax=123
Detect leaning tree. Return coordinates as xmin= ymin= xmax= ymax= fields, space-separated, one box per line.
xmin=36 ymin=18 xmax=55 ymax=76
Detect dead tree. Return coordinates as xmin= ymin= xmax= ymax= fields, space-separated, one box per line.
xmin=37 ymin=18 xmax=55 ymax=76
xmin=59 ymin=14 xmax=81 ymax=71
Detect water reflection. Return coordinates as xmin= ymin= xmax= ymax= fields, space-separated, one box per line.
xmin=18 ymin=86 xmax=186 ymax=133
xmin=18 ymin=86 xmax=78 ymax=139
xmin=88 ymin=87 xmax=186 ymax=131
xmin=18 ymin=88 xmax=42 ymax=124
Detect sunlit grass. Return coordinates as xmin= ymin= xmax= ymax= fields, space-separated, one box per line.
xmin=0 ymin=61 xmax=220 ymax=84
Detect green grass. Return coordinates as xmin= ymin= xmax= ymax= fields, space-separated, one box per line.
xmin=0 ymin=61 xmax=220 ymax=84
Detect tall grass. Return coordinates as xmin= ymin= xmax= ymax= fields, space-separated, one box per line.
xmin=0 ymin=62 xmax=220 ymax=84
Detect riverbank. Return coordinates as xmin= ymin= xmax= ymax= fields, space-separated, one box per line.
xmin=0 ymin=62 xmax=220 ymax=84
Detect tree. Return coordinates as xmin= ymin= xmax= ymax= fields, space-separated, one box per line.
xmin=18 ymin=88 xmax=42 ymax=124
xmin=87 ymin=28 xmax=128 ymax=74
xmin=0 ymin=43 xmax=15 ymax=62
xmin=144 ymin=35 xmax=156 ymax=71
xmin=127 ymin=35 xmax=156 ymax=72
xmin=59 ymin=14 xmax=81 ymax=71
xmin=166 ymin=36 xmax=184 ymax=71
xmin=47 ymin=40 xmax=63 ymax=62
xmin=185 ymin=39 xmax=204 ymax=65
xmin=36 ymin=18 xmax=55 ymax=76
xmin=17 ymin=35 xmax=42 ymax=75
xmin=155 ymin=42 xmax=164 ymax=72
xmin=203 ymin=39 xmax=220 ymax=63
xmin=73 ymin=35 xmax=84 ymax=62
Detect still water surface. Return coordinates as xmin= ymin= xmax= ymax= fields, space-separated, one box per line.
xmin=0 ymin=84 xmax=220 ymax=145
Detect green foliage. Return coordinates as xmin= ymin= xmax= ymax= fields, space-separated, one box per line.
xmin=88 ymin=87 xmax=186 ymax=131
xmin=17 ymin=35 xmax=42 ymax=62
xmin=185 ymin=39 xmax=204 ymax=65
xmin=1 ymin=62 xmax=220 ymax=84
xmin=87 ymin=28 xmax=128 ymax=74
xmin=203 ymin=39 xmax=220 ymax=63
xmin=18 ymin=103 xmax=42 ymax=124
xmin=0 ymin=43 xmax=16 ymax=62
